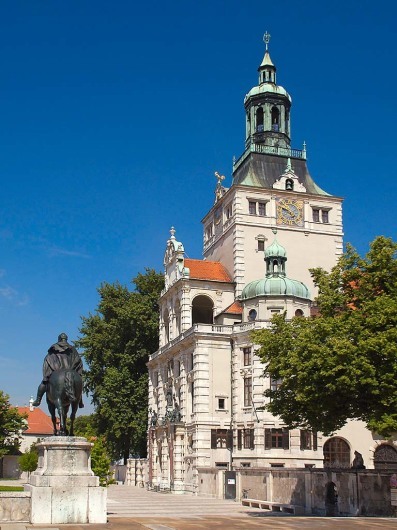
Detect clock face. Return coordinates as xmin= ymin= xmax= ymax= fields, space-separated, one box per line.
xmin=276 ymin=198 xmax=304 ymax=226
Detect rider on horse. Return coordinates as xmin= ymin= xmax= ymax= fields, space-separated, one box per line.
xmin=32 ymin=333 xmax=84 ymax=408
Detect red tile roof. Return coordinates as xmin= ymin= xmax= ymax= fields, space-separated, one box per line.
xmin=223 ymin=301 xmax=243 ymax=314
xmin=17 ymin=407 xmax=54 ymax=435
xmin=184 ymin=259 xmax=232 ymax=282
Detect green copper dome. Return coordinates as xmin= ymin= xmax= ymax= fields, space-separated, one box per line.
xmin=241 ymin=232 xmax=310 ymax=300
xmin=241 ymin=276 xmax=310 ymax=300
xmin=264 ymin=238 xmax=287 ymax=258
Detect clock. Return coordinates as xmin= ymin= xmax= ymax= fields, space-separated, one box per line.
xmin=276 ymin=198 xmax=304 ymax=226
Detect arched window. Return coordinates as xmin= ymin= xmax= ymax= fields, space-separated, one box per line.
xmin=374 ymin=444 xmax=397 ymax=471
xmin=271 ymin=107 xmax=280 ymax=131
xmin=323 ymin=437 xmax=350 ymax=468
xmin=248 ymin=309 xmax=257 ymax=321
xmin=192 ymin=295 xmax=214 ymax=325
xmin=286 ymin=179 xmax=294 ymax=191
xmin=295 ymin=309 xmax=304 ymax=317
xmin=256 ymin=107 xmax=264 ymax=132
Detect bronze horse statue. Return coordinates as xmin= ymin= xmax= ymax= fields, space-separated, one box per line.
xmin=46 ymin=369 xmax=83 ymax=436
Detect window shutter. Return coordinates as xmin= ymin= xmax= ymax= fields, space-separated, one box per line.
xmin=211 ymin=429 xmax=216 ymax=449
xmin=300 ymin=430 xmax=305 ymax=450
xmin=227 ymin=429 xmax=233 ymax=450
xmin=313 ymin=431 xmax=318 ymax=451
xmin=282 ymin=429 xmax=290 ymax=449
xmin=265 ymin=429 xmax=272 ymax=450
xmin=250 ymin=429 xmax=255 ymax=449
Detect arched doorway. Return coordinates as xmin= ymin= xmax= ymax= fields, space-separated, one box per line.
xmin=374 ymin=444 xmax=397 ymax=471
xmin=192 ymin=295 xmax=213 ymax=325
xmin=323 ymin=437 xmax=351 ymax=468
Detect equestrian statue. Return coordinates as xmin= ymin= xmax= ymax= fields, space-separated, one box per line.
xmin=33 ymin=333 xmax=84 ymax=436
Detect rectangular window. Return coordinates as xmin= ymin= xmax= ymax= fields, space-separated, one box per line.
xmin=237 ymin=428 xmax=255 ymax=449
xmin=270 ymin=377 xmax=282 ymax=393
xmin=153 ymin=371 xmax=159 ymax=387
xmin=257 ymin=239 xmax=265 ymax=251
xmin=225 ymin=204 xmax=232 ymax=219
xmin=312 ymin=208 xmax=320 ymax=222
xmin=265 ymin=428 xmax=290 ymax=449
xmin=249 ymin=201 xmax=256 ymax=215
xmin=300 ymin=430 xmax=318 ymax=450
xmin=258 ymin=202 xmax=266 ymax=216
xmin=244 ymin=377 xmax=252 ymax=407
xmin=211 ymin=429 xmax=232 ymax=449
xmin=218 ymin=398 xmax=225 ymax=410
xmin=322 ymin=210 xmax=329 ymax=223
xmin=300 ymin=430 xmax=312 ymax=450
xmin=243 ymin=347 xmax=252 ymax=366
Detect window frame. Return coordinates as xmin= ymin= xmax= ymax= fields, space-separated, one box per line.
xmin=244 ymin=376 xmax=252 ymax=407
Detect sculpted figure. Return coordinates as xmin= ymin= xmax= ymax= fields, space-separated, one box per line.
xmin=33 ymin=333 xmax=84 ymax=408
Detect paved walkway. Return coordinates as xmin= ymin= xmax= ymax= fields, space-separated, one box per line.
xmin=1 ymin=482 xmax=397 ymax=529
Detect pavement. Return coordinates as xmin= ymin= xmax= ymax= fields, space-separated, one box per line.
xmin=1 ymin=482 xmax=397 ymax=529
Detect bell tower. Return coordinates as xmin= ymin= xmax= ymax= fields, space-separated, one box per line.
xmin=245 ymin=32 xmax=291 ymax=150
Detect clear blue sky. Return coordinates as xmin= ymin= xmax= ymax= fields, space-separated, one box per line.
xmin=1 ymin=1 xmax=395 ymax=410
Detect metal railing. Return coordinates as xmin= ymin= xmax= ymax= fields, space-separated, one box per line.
xmin=233 ymin=143 xmax=306 ymax=171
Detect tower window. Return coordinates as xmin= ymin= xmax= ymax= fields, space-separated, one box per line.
xmin=271 ymin=107 xmax=280 ymax=131
xmin=258 ymin=202 xmax=266 ymax=216
xmin=249 ymin=201 xmax=256 ymax=215
xmin=248 ymin=309 xmax=257 ymax=321
xmin=295 ymin=309 xmax=304 ymax=317
xmin=285 ymin=179 xmax=294 ymax=191
xmin=257 ymin=239 xmax=264 ymax=251
xmin=256 ymin=107 xmax=264 ymax=132
xmin=312 ymin=207 xmax=331 ymax=223
xmin=217 ymin=398 xmax=226 ymax=410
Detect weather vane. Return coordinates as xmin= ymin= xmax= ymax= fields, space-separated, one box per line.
xmin=263 ymin=31 xmax=271 ymax=51
xmin=214 ymin=171 xmax=225 ymax=185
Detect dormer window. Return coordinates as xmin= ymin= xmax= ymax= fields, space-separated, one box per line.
xmin=285 ymin=179 xmax=294 ymax=191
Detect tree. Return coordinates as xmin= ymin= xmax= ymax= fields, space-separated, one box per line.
xmin=0 ymin=391 xmax=27 ymax=457
xmin=19 ymin=445 xmax=38 ymax=477
xmin=76 ymin=269 xmax=164 ymax=463
xmin=72 ymin=414 xmax=113 ymax=486
xmin=254 ymin=236 xmax=397 ymax=437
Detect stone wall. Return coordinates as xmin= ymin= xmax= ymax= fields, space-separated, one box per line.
xmin=197 ymin=467 xmax=395 ymax=516
xmin=0 ymin=492 xmax=30 ymax=522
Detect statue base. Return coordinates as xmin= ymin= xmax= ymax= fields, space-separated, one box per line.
xmin=25 ymin=436 xmax=107 ymax=524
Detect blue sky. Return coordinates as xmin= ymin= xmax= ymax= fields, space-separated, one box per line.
xmin=1 ymin=1 xmax=395 ymax=410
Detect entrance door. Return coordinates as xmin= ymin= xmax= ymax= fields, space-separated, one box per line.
xmin=224 ymin=470 xmax=236 ymax=500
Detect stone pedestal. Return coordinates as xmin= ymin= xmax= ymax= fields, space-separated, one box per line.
xmin=25 ymin=436 xmax=107 ymax=524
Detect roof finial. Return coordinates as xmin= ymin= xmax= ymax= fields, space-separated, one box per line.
xmin=170 ymin=226 xmax=176 ymax=239
xmin=214 ymin=171 xmax=225 ymax=185
xmin=263 ymin=31 xmax=271 ymax=51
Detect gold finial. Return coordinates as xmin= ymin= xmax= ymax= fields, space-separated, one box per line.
xmin=263 ymin=31 xmax=271 ymax=51
xmin=214 ymin=171 xmax=225 ymax=185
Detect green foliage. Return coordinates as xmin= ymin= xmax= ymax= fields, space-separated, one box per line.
xmin=72 ymin=414 xmax=99 ymax=437
xmin=76 ymin=268 xmax=164 ymax=463
xmin=89 ymin=436 xmax=114 ymax=486
xmin=0 ymin=390 xmax=27 ymax=457
xmin=18 ymin=445 xmax=38 ymax=474
xmin=0 ymin=486 xmax=24 ymax=491
xmin=254 ymin=236 xmax=397 ymax=437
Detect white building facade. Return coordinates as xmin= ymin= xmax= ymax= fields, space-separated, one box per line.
xmin=147 ymin=37 xmax=397 ymax=494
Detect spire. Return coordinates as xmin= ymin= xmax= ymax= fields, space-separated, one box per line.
xmin=258 ymin=31 xmax=276 ymax=85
